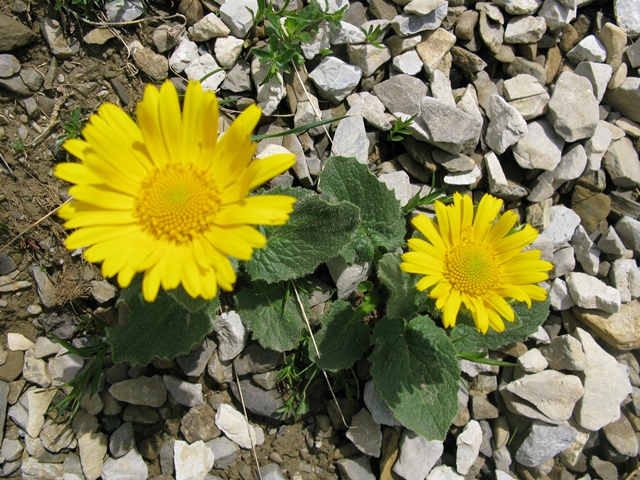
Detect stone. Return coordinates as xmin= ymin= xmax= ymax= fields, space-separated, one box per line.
xmin=185 ymin=54 xmax=225 ymax=93
xmin=393 ymin=430 xmax=443 ymax=480
xmin=373 ymin=75 xmax=427 ymax=118
xmin=169 ymin=39 xmax=199 ymax=74
xmin=503 ymin=74 xmax=546 ymax=101
xmin=603 ymin=413 xmax=639 ymax=457
xmin=416 ymin=28 xmax=456 ymax=75
xmin=152 ymin=23 xmax=181 ymax=53
xmin=571 ymin=225 xmax=599 ymax=275
xmin=602 ymin=137 xmax=640 ymax=188
xmin=20 ymin=457 xmax=65 ymax=479
xmin=129 ymin=40 xmax=168 ymax=82
xmin=363 ymin=380 xmax=401 ymax=426
xmin=598 ymin=225 xmax=627 ymax=256
xmin=570 ymin=185 xmax=610 ymax=235
xmin=450 ymin=45 xmax=488 ymax=73
xmin=0 ymin=13 xmax=38 ymax=51
xmin=346 ymin=408 xmax=383 ymax=457
xmin=456 ymin=420 xmax=482 ymax=475
xmin=572 ymin=327 xmax=633 ymax=430
xmin=26 ymin=387 xmax=56 ymax=437
xmin=614 ymin=0 xmax=640 ymax=37
xmin=337 ymin=455 xmax=376 ymax=480
xmin=616 ymin=216 xmax=640 ymax=253
xmin=566 ymin=35 xmax=607 ymax=64
xmin=218 ymin=0 xmax=257 ymax=37
xmin=485 ymin=94 xmax=527 ymax=154
xmin=101 ymin=447 xmax=148 ymax=480
xmin=0 ymin=54 xmax=20 ymax=78
xmin=308 ymin=56 xmax=362 ymax=103
xmin=347 ymin=91 xmax=392 ymax=131
xmin=547 ymin=72 xmax=599 ymax=142
xmin=327 ymin=257 xmax=371 ymax=300
xmin=331 ymin=114 xmax=369 ymax=164
xmin=392 ymin=48 xmax=423 ymax=75
xmin=214 ymin=311 xmax=248 ymax=361
xmin=163 ymin=375 xmax=204 ymax=407
xmin=543 ymin=205 xmax=581 ymax=246
xmin=516 ymin=348 xmax=548 ymax=374
xmin=502 ymin=370 xmax=584 ymax=423
xmin=604 ymin=78 xmax=640 ymax=123
xmin=40 ymin=419 xmax=76 ymax=452
xmin=40 ymin=17 xmax=79 ymax=58
xmin=391 ymin=6 xmax=448 ymax=36
xmin=78 ymin=432 xmax=107 ymax=480
xmin=176 ymin=338 xmax=216 ymax=378
xmin=189 ymin=13 xmax=230 ymax=42
xmin=379 ymin=171 xmax=413 ymax=206
xmin=229 ymin=379 xmax=284 ymax=420
xmin=206 ymin=436 xmax=239 ymax=469
xmin=565 ymin=271 xmax=621 ymax=313
xmin=215 ymin=403 xmax=257 ymax=449
xmin=515 ymin=421 xmax=577 ymax=468
xmin=610 ymin=259 xmax=640 ymax=303
xmin=419 ymin=97 xmax=482 ymax=154
xmin=574 ymin=61 xmax=613 ymax=102
xmin=214 ymin=36 xmax=244 ymax=69
xmin=32 ymin=267 xmax=57 ymax=308
xmin=572 ymin=300 xmax=640 ymax=351
xmin=512 ymin=119 xmax=564 ymax=171
xmin=109 ymin=375 xmax=167 ymax=407
xmin=105 ymin=0 xmax=144 ymax=22
xmin=49 ymin=349 xmax=84 ymax=386
xmin=347 ymin=44 xmax=391 ymax=77
xmin=173 ymin=440 xmax=214 ymax=480
xmin=109 ymin=421 xmax=135 ymax=458
xmin=504 ymin=16 xmax=546 ymax=43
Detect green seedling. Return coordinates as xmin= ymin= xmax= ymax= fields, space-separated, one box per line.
xmin=56 ymin=107 xmax=83 ymax=148
xmin=388 ymin=114 xmax=417 ymax=142
xmin=361 ymin=24 xmax=386 ymax=48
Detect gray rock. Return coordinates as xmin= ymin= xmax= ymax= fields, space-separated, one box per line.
xmin=566 ymin=35 xmax=607 ymax=63
xmin=336 ymin=455 xmax=376 ymax=480
xmin=0 ymin=13 xmax=38 ymax=51
xmin=20 ymin=457 xmax=65 ymax=480
xmin=152 ymin=23 xmax=181 ymax=53
xmin=214 ymin=311 xmax=248 ymax=361
xmin=547 ymin=72 xmax=599 ymax=142
xmin=603 ymin=77 xmax=640 ymax=123
xmin=0 ymin=74 xmax=30 ymax=96
xmin=163 ymin=375 xmax=204 ymax=407
xmin=101 ymin=447 xmax=148 ymax=480
xmin=32 ymin=266 xmax=57 ymax=308
xmin=0 ymin=381 xmax=8 ymax=444
xmin=615 ymin=216 xmax=640 ymax=253
xmin=1 ymin=438 xmax=23 ymax=462
xmin=416 ymin=28 xmax=457 ymax=75
xmin=40 ymin=17 xmax=79 ymax=58
xmin=180 ymin=403 xmax=219 ymax=443
xmin=379 ymin=171 xmax=413 ymax=206
xmin=347 ymin=91 xmax=392 ymax=131
xmin=331 ymin=114 xmax=369 ymax=164
xmin=173 ymin=440 xmax=214 ymax=480
xmin=485 ymin=94 xmax=527 ymax=154
xmin=543 ymin=205 xmax=581 ymax=246
xmin=233 ymin=344 xmax=281 ymax=376
xmin=393 ymin=430 xmax=443 ymax=480
xmin=571 ymin=225 xmax=599 ymax=275
xmin=308 ymin=56 xmax=362 ymax=103
xmin=348 ymin=43 xmax=391 ymax=77
xmin=346 ymin=408 xmax=383 ymax=457
xmin=573 ymin=327 xmax=633 ymax=431
xmin=258 ymin=463 xmax=287 ymax=480
xmin=627 ymin=37 xmax=640 ymax=68
xmin=602 ymin=137 xmax=640 ymax=188
xmin=515 ymin=421 xmax=577 ymax=468
xmin=0 ymin=54 xmax=20 ymax=78
xmin=456 ymin=420 xmax=482 ymax=475
xmin=504 ymin=16 xmax=546 ymax=43
xmin=206 ymin=436 xmax=239 ymax=469
xmin=614 ymin=0 xmax=640 ymax=37
xmin=392 ymin=48 xmax=423 ymax=75
xmin=502 ymin=370 xmax=584 ymax=423
xmin=185 ymin=53 xmax=225 ymax=92
xmin=419 ymin=97 xmax=482 ymax=154
xmin=168 ymin=39 xmax=199 ymax=74
xmin=214 ymin=36 xmax=244 ymax=69
xmin=23 ymin=348 xmax=51 ymax=387
xmin=598 ymin=225 xmax=627 ymax=256
xmin=215 ymin=403 xmax=257 ymax=449
xmin=327 ymin=257 xmax=371 ymax=300
xmin=109 ymin=375 xmax=167 ymax=407
xmin=538 ymin=0 xmax=576 ymax=30
xmin=230 ymin=378 xmax=284 ymax=420
xmin=513 ymin=119 xmax=564 ymax=171
xmin=105 ymin=0 xmax=144 ymax=22
xmin=218 ymin=0 xmax=257 ymax=38
xmin=221 ymin=59 xmax=251 ymax=93
xmin=130 ymin=40 xmax=168 ymax=82
xmin=550 ymin=244 xmax=575 ymax=279
xmin=252 ymin=57 xmax=286 ymax=116
xmin=609 ymin=259 xmax=640 ymax=302
xmin=574 ymin=61 xmax=612 ymax=103
xmin=565 ymin=271 xmax=621 ymax=313
xmin=177 ymin=338 xmax=216 ymax=377
xmin=363 ymin=380 xmax=401 ymax=426
xmin=391 ymin=5 xmax=447 ymax=36
xmin=49 ymin=348 xmax=84 ymax=386
xmin=109 ymin=421 xmax=135 ymax=459
xmin=189 ymin=13 xmax=230 ymax=42
xmin=516 ymin=348 xmax=548 ymax=373
xmin=26 ymin=388 xmax=56 ymax=437
xmin=603 ymin=412 xmax=639 ymax=457
xmin=540 ymin=334 xmax=587 ymax=370
xmin=329 ymin=20 xmax=367 ymax=44
xmin=78 ymin=432 xmax=107 ymax=480
xmin=373 ymin=74 xmax=427 ymax=117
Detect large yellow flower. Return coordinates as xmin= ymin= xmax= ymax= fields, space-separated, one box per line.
xmin=400 ymin=193 xmax=553 ymax=334
xmin=56 ymin=81 xmax=296 ymax=302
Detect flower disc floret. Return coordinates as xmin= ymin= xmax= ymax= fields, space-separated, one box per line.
xmin=55 ymin=80 xmax=297 ymax=302
xmin=400 ymin=193 xmax=553 ymax=334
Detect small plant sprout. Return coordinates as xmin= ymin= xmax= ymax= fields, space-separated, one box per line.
xmin=388 ymin=113 xmax=418 ymax=142
xmin=361 ymin=24 xmax=386 ymax=48
xmin=56 ymin=107 xmax=83 ymax=148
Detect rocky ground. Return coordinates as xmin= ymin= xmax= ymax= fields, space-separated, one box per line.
xmin=1 ymin=0 xmax=640 ymax=479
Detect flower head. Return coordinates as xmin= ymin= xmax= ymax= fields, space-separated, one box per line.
xmin=400 ymin=193 xmax=553 ymax=334
xmin=56 ymin=81 xmax=296 ymax=302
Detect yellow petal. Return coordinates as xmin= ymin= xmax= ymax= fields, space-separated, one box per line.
xmin=411 ymin=214 xmax=446 ymax=252
xmin=216 ymin=195 xmax=296 ymax=226
xmin=137 ymin=83 xmax=170 ymax=168
xmin=473 ymin=194 xmax=502 ymax=242
xmin=442 ymin=289 xmax=461 ymax=328
xmin=159 ymin=81 xmax=183 ymax=164
xmin=244 ymin=153 xmax=296 ymax=191
xmin=55 ymin=162 xmax=103 ymax=185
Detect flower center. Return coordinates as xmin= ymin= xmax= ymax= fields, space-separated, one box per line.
xmin=444 ymin=242 xmax=499 ymax=295
xmin=135 ymin=164 xmax=219 ymax=244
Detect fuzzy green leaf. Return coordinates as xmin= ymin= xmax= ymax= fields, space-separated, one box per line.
xmin=245 ymin=187 xmax=360 ymax=283
xmin=370 ymin=315 xmax=460 ymax=441
xmin=108 ymin=279 xmax=218 ymax=365
xmin=377 ymin=252 xmax=422 ymax=320
xmin=308 ymin=301 xmax=370 ymax=371
xmin=449 ymin=297 xmax=551 ymax=352
xmin=318 ymin=156 xmax=405 ymax=263
xmin=236 ymin=281 xmax=307 ymax=352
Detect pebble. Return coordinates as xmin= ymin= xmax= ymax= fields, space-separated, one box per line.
xmin=105 ymin=0 xmax=145 ymax=22
xmin=308 ymin=56 xmax=362 ymax=103
xmin=229 ymin=378 xmax=283 ymax=420
xmin=214 ymin=403 xmax=257 ymax=449
xmin=515 ymin=421 xmax=578 ymax=468
xmin=214 ymin=311 xmax=248 ymax=361
xmin=512 ymin=119 xmax=564 ymax=171
xmin=393 ymin=430 xmax=443 ymax=480
xmin=78 ymin=432 xmax=107 ymax=480
xmin=206 ymin=436 xmax=239 ymax=469
xmin=336 ymin=455 xmax=376 ymax=480
xmin=109 ymin=375 xmax=167 ymax=407
xmin=173 ymin=440 xmax=215 ymax=480
xmin=180 ymin=403 xmax=219 ymax=443
xmin=456 ymin=419 xmax=482 ymax=475
xmin=176 ymin=338 xmax=216 ymax=377
xmin=101 ymin=447 xmax=148 ymax=480
xmin=346 ymin=408 xmax=383 ymax=457
xmin=109 ymin=421 xmax=135 ymax=459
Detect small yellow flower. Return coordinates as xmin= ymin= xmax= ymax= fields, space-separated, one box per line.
xmin=400 ymin=193 xmax=553 ymax=334
xmin=56 ymin=81 xmax=296 ymax=302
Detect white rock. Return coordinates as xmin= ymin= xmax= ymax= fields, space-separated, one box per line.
xmin=597 ymin=225 xmax=627 ymax=256
xmin=515 ymin=421 xmax=577 ymax=467
xmin=327 ymin=257 xmax=372 ymax=300
xmin=348 ymin=44 xmax=391 ymax=77
xmin=185 ymin=54 xmax=226 ymax=92
xmin=189 ymin=13 xmax=230 ymax=42
xmin=456 ymin=420 xmax=482 ymax=475
xmin=78 ymin=432 xmax=108 ymax=480
xmin=517 ymin=348 xmax=549 ymax=373
xmin=214 ymin=311 xmax=248 ymax=361
xmin=391 ymin=6 xmax=448 ymax=36
xmin=615 ymin=216 xmax=640 ymax=253
xmin=251 ymin=57 xmax=286 ymax=116
xmin=485 ymin=95 xmax=527 ymax=154
xmin=329 ymin=21 xmax=367 ymax=44
xmin=573 ymin=328 xmax=633 ymax=430
xmin=609 ymin=259 xmax=640 ymax=302
xmin=331 ymin=113 xmax=370 ymax=164
xmin=308 ymin=56 xmax=362 ymax=103
xmin=346 ymin=409 xmax=382 ymax=457
xmin=565 ymin=272 xmax=621 ymax=313
xmin=174 ymin=440 xmax=215 ymax=480
xmin=566 ymin=35 xmax=607 ymax=63
xmin=215 ymin=403 xmax=257 ymax=449
xmin=614 ymin=0 xmax=640 ymax=37
xmin=34 ymin=336 xmax=62 ymax=359
xmin=392 ymin=49 xmax=423 ymax=75
xmin=502 ymin=74 xmax=546 ymax=100
xmin=101 ymin=447 xmax=148 ymax=480
xmin=163 ymin=375 xmax=204 ymax=407
xmin=574 ymin=61 xmax=613 ymax=102
xmin=543 ymin=204 xmax=581 ymax=246
xmin=214 ymin=36 xmax=244 ymax=69
xmin=427 ymin=464 xmax=464 ymax=480
xmin=538 ymin=0 xmax=576 ymax=30
xmin=504 ymin=16 xmax=546 ymax=43
xmin=48 ymin=349 xmax=84 ymax=386
xmin=7 ymin=332 xmax=34 ymax=351
xmin=168 ymin=39 xmax=199 ymax=74
xmin=23 ymin=348 xmax=51 ymax=388
xmin=393 ymin=430 xmax=443 ymax=480
xmin=493 ymin=0 xmax=543 ymax=14
xmin=584 ymin=120 xmax=613 ymax=171
xmin=26 ymin=388 xmax=56 ymax=437
xmin=218 ymin=0 xmax=257 ymax=38
xmin=547 ymin=71 xmax=599 ymax=142
xmin=512 ymin=119 xmax=564 ymax=171
xmin=346 ymin=92 xmax=392 ymax=131
xmin=571 ymin=225 xmax=600 ymax=275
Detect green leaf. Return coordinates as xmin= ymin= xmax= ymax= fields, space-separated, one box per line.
xmin=168 ymin=285 xmax=210 ymax=313
xmin=370 ymin=315 xmax=460 ymax=441
xmin=245 ymin=187 xmax=360 ymax=283
xmin=308 ymin=301 xmax=370 ymax=371
xmin=236 ymin=281 xmax=307 ymax=352
xmin=107 ymin=279 xmax=218 ymax=365
xmin=377 ymin=253 xmax=422 ymax=321
xmin=318 ymin=156 xmax=405 ymax=263
xmin=449 ymin=298 xmax=551 ymax=352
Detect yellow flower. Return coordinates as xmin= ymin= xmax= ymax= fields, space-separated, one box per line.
xmin=400 ymin=193 xmax=553 ymax=334
xmin=56 ymin=81 xmax=296 ymax=302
